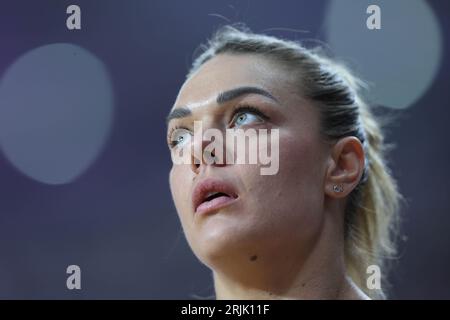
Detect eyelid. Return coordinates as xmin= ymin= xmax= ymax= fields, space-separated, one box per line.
xmin=167 ymin=126 xmax=192 ymax=148
xmin=167 ymin=104 xmax=269 ymax=146
xmin=229 ymin=104 xmax=269 ymax=126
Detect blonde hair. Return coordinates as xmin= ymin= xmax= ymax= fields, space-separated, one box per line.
xmin=188 ymin=24 xmax=403 ymax=299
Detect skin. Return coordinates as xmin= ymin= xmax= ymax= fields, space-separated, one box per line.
xmin=167 ymin=53 xmax=369 ymax=299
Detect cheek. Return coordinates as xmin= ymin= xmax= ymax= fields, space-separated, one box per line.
xmin=169 ymin=165 xmax=192 ymax=221
xmin=278 ymin=131 xmax=325 ymax=226
xmin=284 ymin=134 xmax=323 ymax=191
xmin=237 ymin=130 xmax=325 ymax=236
xmin=170 ymin=166 xmax=206 ymax=257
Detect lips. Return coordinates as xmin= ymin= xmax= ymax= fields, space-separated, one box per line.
xmin=192 ymin=178 xmax=239 ymax=215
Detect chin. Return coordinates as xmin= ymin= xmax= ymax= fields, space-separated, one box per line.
xmin=191 ymin=224 xmax=257 ymax=264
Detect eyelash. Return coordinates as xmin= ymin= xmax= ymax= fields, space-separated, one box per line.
xmin=230 ymin=104 xmax=270 ymax=125
xmin=167 ymin=104 xmax=269 ymax=148
xmin=167 ymin=126 xmax=189 ymax=148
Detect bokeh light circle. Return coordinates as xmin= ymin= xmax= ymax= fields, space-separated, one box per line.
xmin=325 ymin=0 xmax=442 ymax=109
xmin=0 ymin=43 xmax=114 ymax=184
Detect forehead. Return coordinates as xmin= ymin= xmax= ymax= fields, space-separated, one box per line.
xmin=173 ymin=53 xmax=294 ymax=110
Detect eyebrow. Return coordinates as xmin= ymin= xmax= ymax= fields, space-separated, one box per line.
xmin=166 ymin=86 xmax=278 ymax=124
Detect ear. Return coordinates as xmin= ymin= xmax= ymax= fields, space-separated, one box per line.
xmin=324 ymin=136 xmax=365 ymax=198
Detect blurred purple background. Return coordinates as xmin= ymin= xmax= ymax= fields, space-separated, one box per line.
xmin=0 ymin=0 xmax=449 ymax=299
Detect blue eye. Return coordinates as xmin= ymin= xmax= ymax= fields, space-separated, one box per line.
xmin=234 ymin=112 xmax=260 ymax=126
xmin=231 ymin=106 xmax=268 ymax=128
xmin=169 ymin=128 xmax=192 ymax=148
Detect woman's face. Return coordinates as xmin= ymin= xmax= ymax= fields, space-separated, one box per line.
xmin=167 ymin=53 xmax=331 ymax=270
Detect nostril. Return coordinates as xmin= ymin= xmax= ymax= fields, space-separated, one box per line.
xmin=208 ymin=149 xmax=216 ymax=162
xmin=190 ymin=155 xmax=201 ymax=173
xmin=202 ymin=149 xmax=217 ymax=164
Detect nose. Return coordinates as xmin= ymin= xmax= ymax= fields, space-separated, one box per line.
xmin=190 ymin=134 xmax=227 ymax=174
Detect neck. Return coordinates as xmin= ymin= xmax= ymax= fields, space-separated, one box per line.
xmin=212 ymin=207 xmax=369 ymax=300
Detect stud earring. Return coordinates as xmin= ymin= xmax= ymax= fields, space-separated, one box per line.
xmin=333 ymin=184 xmax=344 ymax=193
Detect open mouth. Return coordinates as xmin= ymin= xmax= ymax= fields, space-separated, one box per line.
xmin=193 ymin=179 xmax=239 ymax=215
xmin=197 ymin=191 xmax=237 ymax=214
xmin=204 ymin=191 xmax=230 ymax=202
